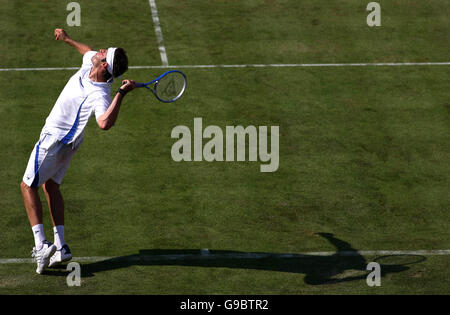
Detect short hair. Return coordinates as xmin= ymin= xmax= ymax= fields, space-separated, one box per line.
xmin=103 ymin=47 xmax=128 ymax=81
xmin=113 ymin=48 xmax=128 ymax=78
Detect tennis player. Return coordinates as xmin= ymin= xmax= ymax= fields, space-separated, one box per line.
xmin=20 ymin=28 xmax=136 ymax=274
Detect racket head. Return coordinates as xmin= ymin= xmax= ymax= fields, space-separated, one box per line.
xmin=154 ymin=70 xmax=187 ymax=103
xmin=373 ymin=254 xmax=426 ymax=266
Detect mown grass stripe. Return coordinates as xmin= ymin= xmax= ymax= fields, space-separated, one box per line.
xmin=1 ymin=62 xmax=449 ymax=72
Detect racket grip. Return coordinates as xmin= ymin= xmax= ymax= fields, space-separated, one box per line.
xmin=136 ymin=82 xmax=145 ymax=88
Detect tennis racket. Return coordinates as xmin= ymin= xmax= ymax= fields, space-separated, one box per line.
xmin=136 ymin=70 xmax=187 ymax=103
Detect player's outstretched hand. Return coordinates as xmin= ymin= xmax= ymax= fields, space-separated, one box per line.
xmin=54 ymin=29 xmax=69 ymax=41
xmin=120 ymin=80 xmax=137 ymax=93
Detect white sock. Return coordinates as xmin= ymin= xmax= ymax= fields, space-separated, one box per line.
xmin=32 ymin=224 xmax=46 ymax=250
xmin=53 ymin=225 xmax=65 ymax=250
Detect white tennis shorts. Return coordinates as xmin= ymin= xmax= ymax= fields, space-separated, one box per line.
xmin=23 ymin=133 xmax=82 ymax=188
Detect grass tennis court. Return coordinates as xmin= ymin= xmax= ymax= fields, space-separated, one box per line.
xmin=0 ymin=0 xmax=449 ymax=295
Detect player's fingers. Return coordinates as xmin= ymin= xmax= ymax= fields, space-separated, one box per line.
xmin=54 ymin=29 xmax=67 ymax=41
xmin=55 ymin=30 xmax=63 ymax=40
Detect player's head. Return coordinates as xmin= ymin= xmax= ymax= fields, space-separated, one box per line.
xmin=104 ymin=47 xmax=128 ymax=81
xmin=94 ymin=47 xmax=128 ymax=81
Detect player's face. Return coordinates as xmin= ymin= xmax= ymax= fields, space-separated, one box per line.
xmin=91 ymin=49 xmax=108 ymax=66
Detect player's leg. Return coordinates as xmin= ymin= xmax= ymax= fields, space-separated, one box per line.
xmin=22 ymin=139 xmax=50 ymax=248
xmin=43 ymin=179 xmax=64 ymax=227
xmin=21 ymin=135 xmax=59 ymax=273
xmin=44 ymin=179 xmax=73 ymax=267
xmin=20 ymin=181 xmax=43 ymax=228
xmin=43 ymin=179 xmax=67 ymax=251
xmin=47 ymin=143 xmax=80 ymax=267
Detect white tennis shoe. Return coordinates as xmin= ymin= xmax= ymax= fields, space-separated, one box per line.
xmin=31 ymin=240 xmax=57 ymax=274
xmin=49 ymin=244 xmax=72 ymax=267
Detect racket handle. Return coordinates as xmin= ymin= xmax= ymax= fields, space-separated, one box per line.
xmin=136 ymin=82 xmax=145 ymax=88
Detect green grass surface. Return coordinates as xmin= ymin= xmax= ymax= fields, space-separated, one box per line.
xmin=0 ymin=0 xmax=449 ymax=294
xmin=0 ymin=254 xmax=448 ymax=295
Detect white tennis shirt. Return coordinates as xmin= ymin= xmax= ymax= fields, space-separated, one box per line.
xmin=41 ymin=51 xmax=112 ymax=145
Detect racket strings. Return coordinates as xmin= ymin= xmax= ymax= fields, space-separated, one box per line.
xmin=155 ymin=72 xmax=186 ymax=102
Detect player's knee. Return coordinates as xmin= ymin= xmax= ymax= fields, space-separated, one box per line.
xmin=43 ymin=180 xmax=59 ymax=193
xmin=20 ymin=180 xmax=30 ymax=191
xmin=42 ymin=182 xmax=48 ymax=193
xmin=42 ymin=182 xmax=50 ymax=193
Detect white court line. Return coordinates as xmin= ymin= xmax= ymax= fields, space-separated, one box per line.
xmin=148 ymin=0 xmax=169 ymax=67
xmin=1 ymin=62 xmax=449 ymax=72
xmin=1 ymin=249 xmax=449 ymax=264
xmin=131 ymin=62 xmax=450 ymax=69
xmin=0 ymin=67 xmax=80 ymax=71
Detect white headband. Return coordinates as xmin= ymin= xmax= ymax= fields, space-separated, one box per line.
xmin=106 ymin=47 xmax=117 ymax=76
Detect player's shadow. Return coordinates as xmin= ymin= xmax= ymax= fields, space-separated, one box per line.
xmin=51 ymin=233 xmax=425 ymax=284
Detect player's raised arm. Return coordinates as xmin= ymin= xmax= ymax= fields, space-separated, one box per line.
xmin=54 ymin=28 xmax=93 ymax=55
xmin=96 ymin=79 xmax=136 ymax=131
